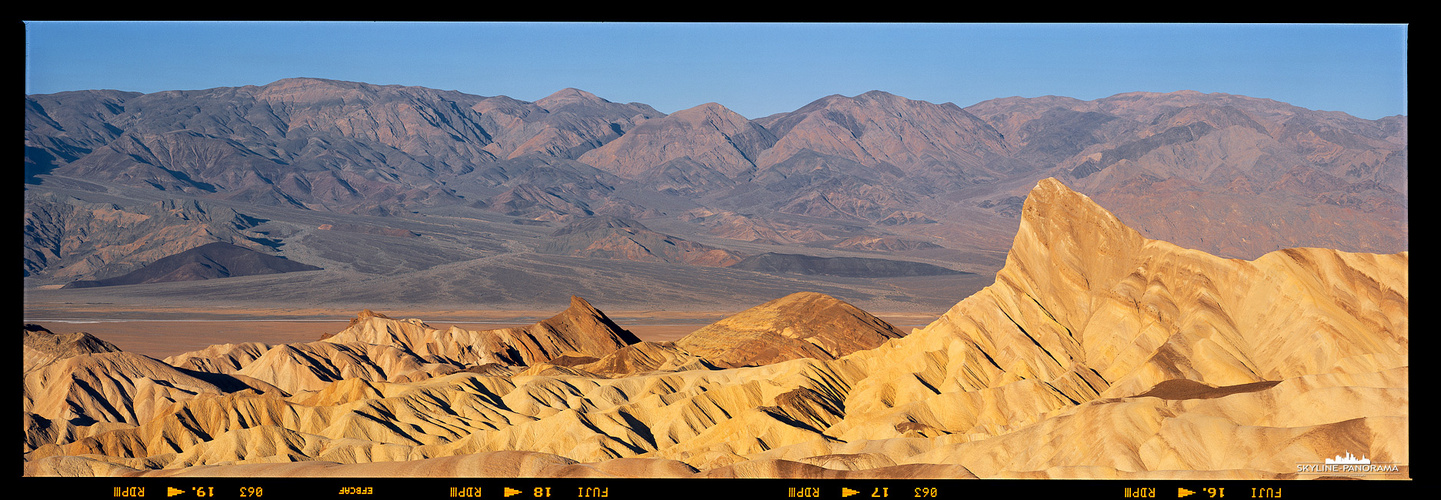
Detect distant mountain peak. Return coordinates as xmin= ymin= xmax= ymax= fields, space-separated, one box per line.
xmin=668 ymin=102 xmax=749 ymax=126
xmin=537 ymin=88 xmax=609 ymax=110
xmin=264 ymin=76 xmax=348 ymax=87
xmin=677 ymin=101 xmax=730 ymax=113
xmin=255 ymin=77 xmax=373 ymax=99
xmin=807 ymin=90 xmax=909 ymax=108
xmin=855 ymin=89 xmax=901 ymax=100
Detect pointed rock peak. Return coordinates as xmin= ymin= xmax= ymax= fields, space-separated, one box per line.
xmin=556 ymin=295 xmax=620 ymax=324
xmin=1031 ymin=176 xmax=1079 ymax=196
xmin=1020 ymin=178 xmax=1129 ymax=233
xmin=1009 ymin=178 xmax=1148 ymax=278
xmin=537 ymin=88 xmax=608 ymax=110
xmin=349 ymin=309 xmax=394 ymax=326
xmin=541 ymin=296 xmax=642 ymax=346
xmin=566 ymin=295 xmax=600 ymax=315
xmin=357 ymin=309 xmax=392 ymax=319
xmin=1025 ymin=178 xmax=1110 ymax=220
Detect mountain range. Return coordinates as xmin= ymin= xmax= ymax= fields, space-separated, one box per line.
xmin=23 ymin=179 xmax=1407 ymax=478
xmin=24 ymin=77 xmax=1406 ymax=312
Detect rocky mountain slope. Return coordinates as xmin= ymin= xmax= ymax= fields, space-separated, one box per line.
xmin=24 ymin=79 xmax=1407 ymax=310
xmin=578 ymin=101 xmax=778 ymax=194
xmin=23 ymin=179 xmax=1407 ymax=479
xmin=23 ymin=194 xmax=276 ymax=282
xmin=966 ymin=91 xmax=1408 ymax=258
xmin=539 ymin=216 xmax=742 ymax=267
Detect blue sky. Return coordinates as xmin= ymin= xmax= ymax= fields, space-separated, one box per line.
xmin=24 ymin=22 xmax=1408 ymax=120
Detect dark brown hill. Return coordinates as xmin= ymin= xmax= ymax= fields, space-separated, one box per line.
xmin=63 ymin=242 xmax=320 ymax=288
xmin=24 ymin=194 xmax=273 ymax=282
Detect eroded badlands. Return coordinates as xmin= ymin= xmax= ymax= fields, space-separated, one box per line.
xmin=23 ymin=179 xmax=1408 ymax=479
